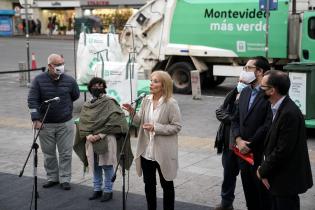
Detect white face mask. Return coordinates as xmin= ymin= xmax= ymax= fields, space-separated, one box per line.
xmin=54 ymin=65 xmax=65 ymax=75
xmin=237 ymin=82 xmax=248 ymax=93
xmin=240 ymin=70 xmax=256 ymax=84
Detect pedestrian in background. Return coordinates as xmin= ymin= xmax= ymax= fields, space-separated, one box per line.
xmin=30 ymin=19 xmax=36 ymax=34
xmin=27 ymin=53 xmax=80 ymax=190
xmin=231 ymin=56 xmax=272 ymax=210
xmin=257 ymin=70 xmax=313 ymax=210
xmin=36 ymin=19 xmax=41 ymax=35
xmin=123 ymin=71 xmax=182 ymax=210
xmin=73 ymin=77 xmax=133 ymax=202
xmin=47 ymin=17 xmax=53 ymax=36
xmin=22 ymin=19 xmax=26 ymax=33
xmin=214 ymin=73 xmax=250 ymax=210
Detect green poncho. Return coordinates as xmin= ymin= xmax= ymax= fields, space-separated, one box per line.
xmin=73 ymin=95 xmax=133 ymax=170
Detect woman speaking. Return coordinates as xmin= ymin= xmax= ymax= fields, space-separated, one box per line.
xmin=123 ymin=71 xmax=182 ymax=210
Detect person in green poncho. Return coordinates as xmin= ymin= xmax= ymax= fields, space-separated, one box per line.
xmin=73 ymin=77 xmax=133 ymax=202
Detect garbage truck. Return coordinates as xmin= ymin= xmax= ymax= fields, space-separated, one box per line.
xmin=120 ymin=0 xmax=315 ymax=93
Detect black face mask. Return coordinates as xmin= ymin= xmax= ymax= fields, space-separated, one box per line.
xmin=263 ymin=93 xmax=271 ymax=100
xmin=90 ymin=88 xmax=104 ymax=98
xmin=261 ymin=88 xmax=271 ymax=100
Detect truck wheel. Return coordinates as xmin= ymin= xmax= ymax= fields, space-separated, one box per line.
xmin=167 ymin=62 xmax=193 ymax=94
xmin=209 ymin=76 xmax=226 ymax=87
xmin=201 ymin=72 xmax=226 ymax=89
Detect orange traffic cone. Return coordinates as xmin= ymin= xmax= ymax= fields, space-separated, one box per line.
xmin=31 ymin=53 xmax=37 ymax=70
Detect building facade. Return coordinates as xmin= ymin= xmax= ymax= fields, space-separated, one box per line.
xmin=79 ymin=0 xmax=146 ymax=33
xmin=0 ymin=0 xmax=146 ymax=35
xmin=33 ymin=0 xmax=81 ymax=35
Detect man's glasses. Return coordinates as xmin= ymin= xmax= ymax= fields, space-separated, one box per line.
xmin=51 ymin=63 xmax=64 ymax=67
xmin=243 ymin=65 xmax=257 ymax=71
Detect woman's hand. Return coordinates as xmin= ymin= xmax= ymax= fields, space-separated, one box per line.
xmin=122 ymin=103 xmax=135 ymax=115
xmin=86 ymin=134 xmax=101 ymax=143
xmin=143 ymin=123 xmax=154 ymax=132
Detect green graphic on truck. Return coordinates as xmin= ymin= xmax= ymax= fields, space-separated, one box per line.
xmin=170 ymin=0 xmax=288 ymax=58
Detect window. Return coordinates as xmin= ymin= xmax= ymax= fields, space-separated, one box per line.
xmin=308 ymin=17 xmax=315 ymax=39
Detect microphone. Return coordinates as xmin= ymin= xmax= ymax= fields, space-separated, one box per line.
xmin=44 ymin=97 xmax=60 ymax=104
xmin=131 ymin=93 xmax=146 ymax=104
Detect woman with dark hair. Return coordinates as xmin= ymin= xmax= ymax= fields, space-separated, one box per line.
xmin=74 ymin=77 xmax=133 ymax=202
xmin=87 ymin=77 xmax=107 ymax=101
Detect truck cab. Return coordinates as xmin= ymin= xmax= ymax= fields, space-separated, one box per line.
xmin=301 ymin=11 xmax=315 ymax=62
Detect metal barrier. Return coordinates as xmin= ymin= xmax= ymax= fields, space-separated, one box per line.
xmin=0 ymin=67 xmax=46 ymax=74
xmin=0 ymin=63 xmax=45 ymax=87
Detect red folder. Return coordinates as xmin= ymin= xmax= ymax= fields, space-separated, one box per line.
xmin=232 ymin=145 xmax=254 ymax=165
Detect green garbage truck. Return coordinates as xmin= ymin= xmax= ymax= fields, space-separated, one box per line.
xmin=120 ymin=0 xmax=315 ymax=93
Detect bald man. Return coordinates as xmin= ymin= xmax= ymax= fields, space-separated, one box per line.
xmin=28 ymin=54 xmax=80 ymax=190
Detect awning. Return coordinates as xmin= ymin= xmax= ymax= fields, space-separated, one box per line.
xmin=80 ymin=0 xmax=146 ymax=8
xmin=0 ymin=10 xmax=15 ymax=15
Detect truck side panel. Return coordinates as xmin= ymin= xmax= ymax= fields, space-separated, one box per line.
xmin=170 ymin=0 xmax=289 ymax=58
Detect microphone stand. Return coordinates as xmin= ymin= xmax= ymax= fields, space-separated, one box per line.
xmin=112 ymin=99 xmax=141 ymax=210
xmin=19 ymin=102 xmax=52 ymax=210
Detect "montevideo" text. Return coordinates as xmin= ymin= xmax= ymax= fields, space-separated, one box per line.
xmin=204 ymin=8 xmax=266 ymax=19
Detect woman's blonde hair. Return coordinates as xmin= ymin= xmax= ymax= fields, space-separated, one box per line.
xmin=151 ymin=70 xmax=173 ymax=101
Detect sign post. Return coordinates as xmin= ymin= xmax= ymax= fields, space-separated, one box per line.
xmin=19 ymin=0 xmax=34 ymax=84
xmin=259 ymin=0 xmax=278 ymax=59
xmin=265 ymin=0 xmax=270 ymax=58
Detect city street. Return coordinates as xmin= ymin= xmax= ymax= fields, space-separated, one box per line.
xmin=0 ymin=37 xmax=314 ymax=210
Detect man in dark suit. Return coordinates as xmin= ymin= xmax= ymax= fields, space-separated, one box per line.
xmin=231 ymin=56 xmax=272 ymax=210
xmin=257 ymin=70 xmax=313 ymax=210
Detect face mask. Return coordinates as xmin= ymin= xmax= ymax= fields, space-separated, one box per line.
xmin=261 ymin=88 xmax=271 ymax=100
xmin=263 ymin=92 xmax=271 ymax=100
xmin=240 ymin=70 xmax=256 ymax=84
xmin=54 ymin=65 xmax=65 ymax=75
xmin=90 ymin=88 xmax=104 ymax=98
xmin=237 ymin=82 xmax=248 ymax=93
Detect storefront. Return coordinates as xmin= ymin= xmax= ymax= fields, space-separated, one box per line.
xmin=33 ymin=0 xmax=81 ymax=35
xmin=80 ymin=0 xmax=146 ymax=33
xmin=0 ymin=10 xmax=15 ymax=36
xmin=12 ymin=2 xmax=24 ymax=35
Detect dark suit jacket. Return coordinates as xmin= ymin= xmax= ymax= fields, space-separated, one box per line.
xmin=231 ymin=86 xmax=272 ymax=166
xmin=259 ymin=96 xmax=313 ymax=196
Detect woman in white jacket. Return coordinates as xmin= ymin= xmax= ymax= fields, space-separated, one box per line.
xmin=123 ymin=70 xmax=182 ymax=210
